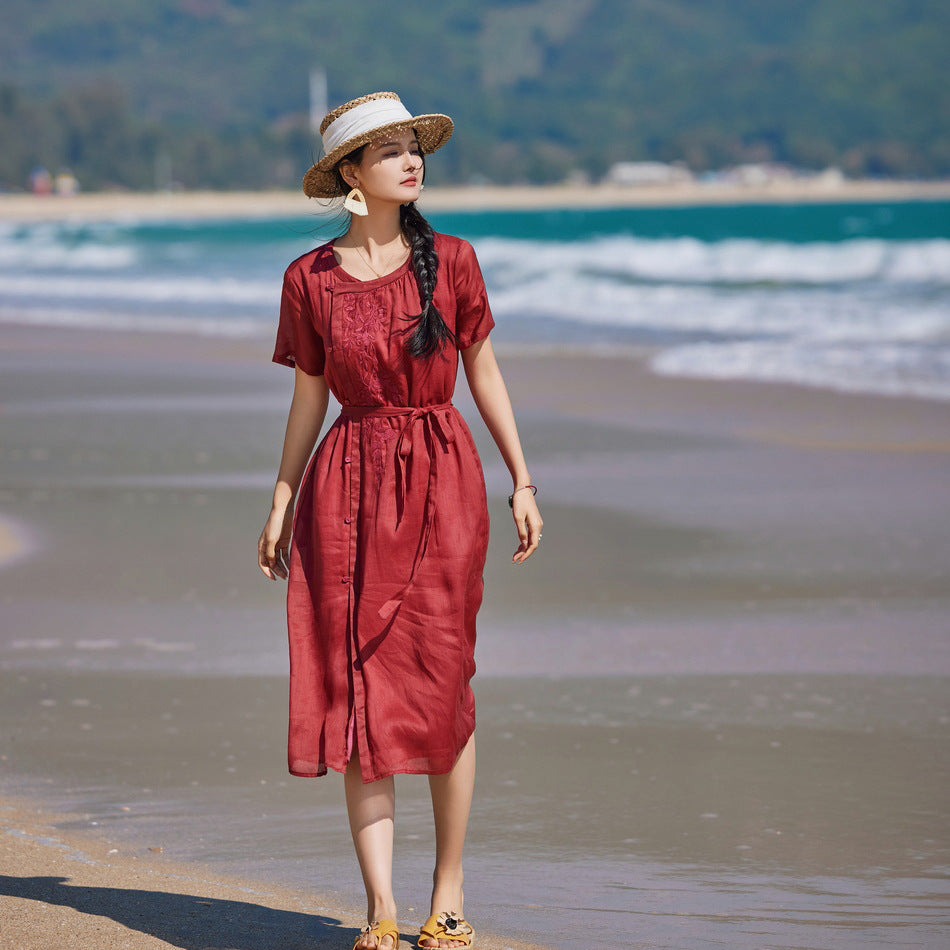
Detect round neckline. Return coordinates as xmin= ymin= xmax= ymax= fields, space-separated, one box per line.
xmin=328 ymin=242 xmax=412 ymax=288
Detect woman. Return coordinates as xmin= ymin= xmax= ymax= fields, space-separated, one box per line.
xmin=257 ymin=91 xmax=542 ymax=950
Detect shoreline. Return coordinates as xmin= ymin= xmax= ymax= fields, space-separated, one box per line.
xmin=0 ymin=792 xmax=548 ymax=950
xmin=0 ymin=177 xmax=948 ymax=222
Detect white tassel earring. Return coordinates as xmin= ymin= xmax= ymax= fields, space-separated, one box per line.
xmin=344 ymin=186 xmax=369 ymax=216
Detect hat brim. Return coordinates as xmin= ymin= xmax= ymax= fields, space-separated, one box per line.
xmin=302 ymin=113 xmax=454 ymax=198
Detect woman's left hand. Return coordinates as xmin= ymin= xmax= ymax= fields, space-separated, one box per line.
xmin=511 ymin=490 xmax=542 ymax=563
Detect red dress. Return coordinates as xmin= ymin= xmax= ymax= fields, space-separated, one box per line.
xmin=272 ymin=232 xmax=495 ymax=782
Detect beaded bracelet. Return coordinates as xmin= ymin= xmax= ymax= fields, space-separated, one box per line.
xmin=508 ymin=484 xmax=538 ymax=508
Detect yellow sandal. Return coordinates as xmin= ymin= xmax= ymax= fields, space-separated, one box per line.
xmin=355 ymin=918 xmax=400 ymax=949
xmin=415 ymin=911 xmax=474 ymax=948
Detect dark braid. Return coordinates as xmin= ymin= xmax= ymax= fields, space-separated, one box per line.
xmin=399 ymin=201 xmax=456 ymax=358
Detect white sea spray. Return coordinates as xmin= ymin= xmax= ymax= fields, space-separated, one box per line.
xmin=1 ymin=207 xmax=948 ymax=399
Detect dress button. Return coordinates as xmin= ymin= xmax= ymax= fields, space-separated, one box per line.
xmin=344 ymin=517 xmax=351 ymax=524
xmin=344 ymin=456 xmax=351 ymax=463
xmin=341 ymin=576 xmax=350 ymax=584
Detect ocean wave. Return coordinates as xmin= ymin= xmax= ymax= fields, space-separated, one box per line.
xmin=470 ymin=235 xmax=950 ymax=400
xmin=651 ymin=339 xmax=950 ymax=401
xmin=474 ymin=235 xmax=950 ymax=288
xmin=0 ymin=273 xmax=277 ymax=308
xmin=2 ymin=218 xmax=948 ymax=400
xmin=0 ymin=238 xmax=139 ymax=270
xmin=483 ymin=266 xmax=948 ymax=343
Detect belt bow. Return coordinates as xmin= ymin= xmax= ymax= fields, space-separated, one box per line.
xmin=340 ymin=402 xmax=456 ymax=624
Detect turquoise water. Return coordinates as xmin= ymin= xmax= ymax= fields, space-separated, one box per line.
xmin=434 ymin=199 xmax=950 ymax=242
xmin=1 ymin=198 xmax=948 ymax=398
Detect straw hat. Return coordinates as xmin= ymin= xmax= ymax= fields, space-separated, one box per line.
xmin=303 ymin=91 xmax=454 ymax=198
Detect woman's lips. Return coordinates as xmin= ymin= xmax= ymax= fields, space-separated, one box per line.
xmin=401 ymin=177 xmax=418 ymax=185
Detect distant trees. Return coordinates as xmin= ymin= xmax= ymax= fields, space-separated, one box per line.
xmin=0 ymin=79 xmax=315 ymax=192
xmin=2 ymin=0 xmax=947 ymax=191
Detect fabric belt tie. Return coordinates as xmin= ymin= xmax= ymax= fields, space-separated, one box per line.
xmin=340 ymin=402 xmax=456 ymax=624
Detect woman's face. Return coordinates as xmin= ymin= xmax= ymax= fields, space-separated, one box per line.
xmin=344 ymin=129 xmax=424 ymax=205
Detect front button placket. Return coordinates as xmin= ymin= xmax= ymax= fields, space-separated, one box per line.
xmin=342 ymin=412 xmax=362 ymax=765
xmin=330 ymin=266 xmax=411 ymax=781
xmin=327 ymin=275 xmax=360 ymax=766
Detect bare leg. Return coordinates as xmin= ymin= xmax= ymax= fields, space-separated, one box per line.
xmin=345 ymin=740 xmax=398 ymax=950
xmin=420 ymin=733 xmax=476 ymax=949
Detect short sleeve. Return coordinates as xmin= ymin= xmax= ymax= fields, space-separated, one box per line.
xmin=453 ymin=239 xmax=495 ymax=349
xmin=272 ymin=267 xmax=326 ymax=376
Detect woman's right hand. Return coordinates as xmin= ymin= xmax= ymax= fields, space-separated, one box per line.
xmin=258 ymin=504 xmax=294 ymax=580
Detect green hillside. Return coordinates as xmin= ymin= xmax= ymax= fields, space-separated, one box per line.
xmin=2 ymin=0 xmax=947 ymax=190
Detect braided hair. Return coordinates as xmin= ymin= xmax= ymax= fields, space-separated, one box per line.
xmin=335 ymin=143 xmax=456 ymax=360
xmin=398 ymin=200 xmax=456 ymax=358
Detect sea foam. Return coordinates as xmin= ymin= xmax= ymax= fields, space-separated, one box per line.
xmin=1 ymin=211 xmax=948 ymax=400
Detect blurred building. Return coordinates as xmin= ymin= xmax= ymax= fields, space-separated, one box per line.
xmin=54 ymin=171 xmax=79 ymax=195
xmin=603 ymin=161 xmax=693 ymax=186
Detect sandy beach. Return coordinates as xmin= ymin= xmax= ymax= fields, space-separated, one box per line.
xmin=0 ymin=795 xmax=548 ymax=950
xmin=1 ymin=176 xmax=950 ymax=222
xmin=1 ymin=319 xmax=949 ymax=948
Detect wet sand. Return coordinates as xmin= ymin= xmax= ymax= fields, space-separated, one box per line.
xmin=1 ymin=324 xmax=949 ymax=948
xmin=2 ymin=670 xmax=948 ymax=949
xmin=0 ymin=796 xmax=545 ymax=950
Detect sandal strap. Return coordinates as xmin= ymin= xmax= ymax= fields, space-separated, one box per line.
xmin=357 ymin=918 xmax=400 ymax=949
xmin=417 ymin=911 xmax=474 ymax=947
